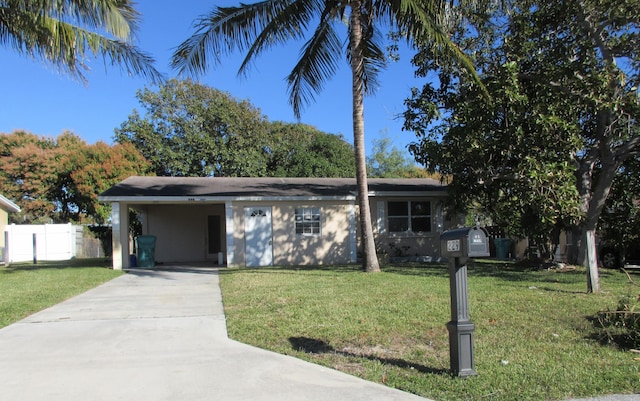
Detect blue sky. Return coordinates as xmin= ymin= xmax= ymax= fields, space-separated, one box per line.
xmin=0 ymin=0 xmax=430 ymax=157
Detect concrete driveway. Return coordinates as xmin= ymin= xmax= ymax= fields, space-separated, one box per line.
xmin=0 ymin=267 xmax=432 ymax=401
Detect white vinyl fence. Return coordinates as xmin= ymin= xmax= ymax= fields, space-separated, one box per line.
xmin=3 ymin=224 xmax=102 ymax=263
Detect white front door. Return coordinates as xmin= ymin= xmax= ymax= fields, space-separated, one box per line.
xmin=244 ymin=207 xmax=273 ymax=267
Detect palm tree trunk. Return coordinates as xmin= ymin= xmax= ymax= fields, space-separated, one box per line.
xmin=349 ymin=1 xmax=380 ymax=273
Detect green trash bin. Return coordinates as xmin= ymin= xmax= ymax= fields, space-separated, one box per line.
xmin=135 ymin=235 xmax=156 ymax=268
xmin=493 ymin=238 xmax=512 ymax=259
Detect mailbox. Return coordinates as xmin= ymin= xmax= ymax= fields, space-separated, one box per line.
xmin=439 ymin=226 xmax=490 ymax=377
xmin=440 ymin=227 xmax=490 ymax=259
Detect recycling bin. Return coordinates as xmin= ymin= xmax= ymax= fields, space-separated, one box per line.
xmin=135 ymin=235 xmax=156 ymax=268
xmin=493 ymin=238 xmax=512 ymax=259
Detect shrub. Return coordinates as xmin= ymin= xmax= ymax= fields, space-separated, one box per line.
xmin=594 ymin=294 xmax=640 ymax=349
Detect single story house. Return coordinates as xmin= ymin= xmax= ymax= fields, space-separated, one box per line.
xmin=98 ymin=176 xmax=460 ymax=269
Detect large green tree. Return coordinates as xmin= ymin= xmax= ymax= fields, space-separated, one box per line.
xmin=0 ymin=131 xmax=150 ymax=224
xmin=404 ymin=0 xmax=639 ymax=291
xmin=406 ymin=60 xmax=583 ymax=257
xmin=366 ymin=134 xmax=427 ymax=178
xmin=115 ymin=79 xmax=355 ymax=177
xmin=170 ymin=0 xmax=483 ymax=272
xmin=266 ymin=121 xmax=356 ymax=177
xmin=0 ymin=0 xmax=161 ymax=82
xmin=115 ymin=79 xmax=271 ymax=177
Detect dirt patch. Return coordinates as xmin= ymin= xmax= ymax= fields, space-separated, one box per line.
xmin=340 ymin=335 xmax=438 ymax=359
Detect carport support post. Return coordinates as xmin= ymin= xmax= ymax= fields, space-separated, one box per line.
xmin=447 ymin=256 xmax=477 ymax=377
xmin=111 ymin=202 xmax=130 ymax=270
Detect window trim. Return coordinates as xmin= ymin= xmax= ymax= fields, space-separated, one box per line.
xmin=294 ymin=207 xmax=321 ymax=236
xmin=387 ymin=200 xmax=432 ymax=235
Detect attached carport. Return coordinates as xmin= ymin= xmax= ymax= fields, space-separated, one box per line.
xmin=99 ymin=177 xmax=245 ymax=270
xmin=116 ymin=202 xmax=228 ymax=269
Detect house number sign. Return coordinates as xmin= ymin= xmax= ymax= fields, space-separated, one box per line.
xmin=447 ymin=239 xmax=461 ymax=252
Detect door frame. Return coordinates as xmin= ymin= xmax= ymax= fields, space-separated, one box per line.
xmin=244 ymin=206 xmax=273 ymax=267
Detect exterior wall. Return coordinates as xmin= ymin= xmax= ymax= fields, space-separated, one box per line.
xmin=0 ymin=209 xmax=8 ymax=249
xmin=230 ymin=200 xmax=355 ymax=267
xmin=143 ymin=204 xmax=225 ymax=264
xmin=370 ymin=196 xmax=458 ymax=260
xmin=273 ymin=202 xmax=353 ymax=266
xmin=133 ymin=196 xmax=457 ymax=267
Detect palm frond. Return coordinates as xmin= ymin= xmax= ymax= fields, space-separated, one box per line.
xmin=286 ymin=13 xmax=343 ymax=119
xmin=384 ymin=0 xmax=487 ymax=95
xmin=238 ymin=0 xmax=322 ymax=76
xmin=86 ymin=31 xmax=164 ymax=83
xmin=50 ymin=0 xmax=137 ymax=39
xmin=172 ymin=0 xmax=299 ymax=76
xmin=345 ymin=7 xmax=387 ymax=96
xmin=0 ymin=0 xmax=161 ymax=83
xmin=361 ymin=31 xmax=387 ymax=96
xmin=2 ymin=0 xmax=137 ymax=40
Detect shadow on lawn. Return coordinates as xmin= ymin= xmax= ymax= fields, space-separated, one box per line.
xmin=288 ymin=336 xmax=450 ymax=376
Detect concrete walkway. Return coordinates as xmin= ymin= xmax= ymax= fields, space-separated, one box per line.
xmin=0 ymin=267 xmax=432 ymax=401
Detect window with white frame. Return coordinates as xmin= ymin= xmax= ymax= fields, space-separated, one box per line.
xmin=387 ymin=201 xmax=431 ymax=233
xmin=295 ymin=207 xmax=321 ymax=235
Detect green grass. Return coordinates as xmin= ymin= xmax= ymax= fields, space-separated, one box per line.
xmin=0 ymin=258 xmax=123 ymax=328
xmin=219 ymin=262 xmax=640 ymax=401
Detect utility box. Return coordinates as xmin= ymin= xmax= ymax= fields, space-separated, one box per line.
xmin=440 ymin=227 xmax=490 ymax=260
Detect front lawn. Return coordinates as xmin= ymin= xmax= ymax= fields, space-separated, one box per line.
xmin=0 ymin=259 xmax=123 ymax=328
xmin=219 ymin=262 xmax=640 ymax=401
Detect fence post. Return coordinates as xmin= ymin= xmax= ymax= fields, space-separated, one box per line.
xmin=3 ymin=231 xmax=8 ymax=264
xmin=32 ymin=233 xmax=37 ymax=264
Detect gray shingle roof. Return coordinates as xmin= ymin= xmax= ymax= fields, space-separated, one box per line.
xmin=99 ymin=176 xmax=446 ymax=201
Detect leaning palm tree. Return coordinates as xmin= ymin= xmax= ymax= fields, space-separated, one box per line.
xmin=0 ymin=0 xmax=162 ymax=83
xmin=171 ymin=0 xmax=481 ymax=272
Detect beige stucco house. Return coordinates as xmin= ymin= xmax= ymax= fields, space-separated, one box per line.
xmin=0 ymin=194 xmax=21 ymax=261
xmin=99 ymin=176 xmax=456 ymax=270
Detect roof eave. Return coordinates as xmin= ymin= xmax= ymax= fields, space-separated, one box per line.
xmin=0 ymin=195 xmax=20 ymax=213
xmin=368 ymin=190 xmax=448 ymax=197
xmin=98 ymin=195 xmax=358 ymax=203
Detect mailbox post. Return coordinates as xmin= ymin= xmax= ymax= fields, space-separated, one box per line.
xmin=440 ymin=227 xmax=490 ymax=377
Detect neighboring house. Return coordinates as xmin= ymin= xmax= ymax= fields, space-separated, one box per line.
xmin=99 ymin=176 xmax=458 ymax=269
xmin=0 ymin=194 xmax=21 ymax=262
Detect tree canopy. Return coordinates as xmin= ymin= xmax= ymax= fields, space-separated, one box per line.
xmin=115 ymin=79 xmax=355 ymax=178
xmin=366 ymin=134 xmax=433 ymax=178
xmin=265 ymin=121 xmax=356 ymax=178
xmin=0 ymin=131 xmax=151 ymax=224
xmin=404 ymin=0 xmax=640 ymax=291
